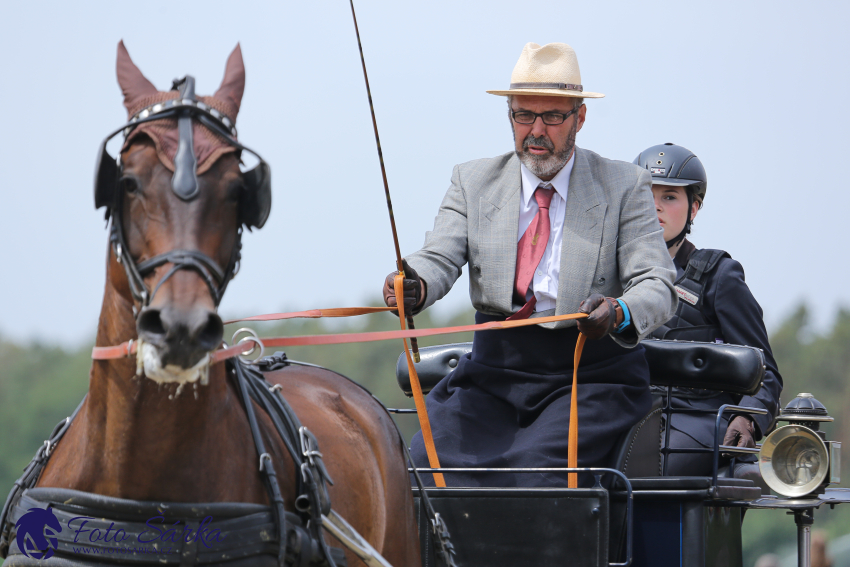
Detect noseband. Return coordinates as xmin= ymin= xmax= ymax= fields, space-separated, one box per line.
xmin=110 ymin=220 xmax=241 ymax=307
xmin=94 ymin=75 xmax=270 ymax=308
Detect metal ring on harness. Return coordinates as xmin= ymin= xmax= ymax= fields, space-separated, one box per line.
xmin=231 ymin=328 xmax=265 ymax=364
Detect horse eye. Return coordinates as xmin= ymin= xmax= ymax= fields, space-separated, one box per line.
xmin=228 ymin=182 xmax=245 ymax=203
xmin=119 ymin=176 xmax=140 ymax=195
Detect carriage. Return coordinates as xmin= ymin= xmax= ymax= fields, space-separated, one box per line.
xmin=384 ymin=338 xmax=848 ymax=567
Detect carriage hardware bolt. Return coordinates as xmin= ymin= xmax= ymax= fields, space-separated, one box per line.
xmin=269 ymin=384 xmax=283 ymax=393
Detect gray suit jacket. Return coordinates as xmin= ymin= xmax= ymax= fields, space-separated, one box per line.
xmin=406 ymin=147 xmax=677 ymax=346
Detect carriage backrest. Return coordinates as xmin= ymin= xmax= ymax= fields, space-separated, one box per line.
xmin=395 ymin=339 xmax=766 ymax=397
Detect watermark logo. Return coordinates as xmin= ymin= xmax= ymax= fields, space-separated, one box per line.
xmin=15 ymin=507 xmax=61 ymax=560
xmin=12 ymin=508 xmax=227 ymax=560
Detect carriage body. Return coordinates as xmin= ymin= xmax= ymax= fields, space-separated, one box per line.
xmin=395 ymin=339 xmax=845 ymax=567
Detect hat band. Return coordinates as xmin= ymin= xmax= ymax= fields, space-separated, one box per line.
xmin=510 ymin=82 xmax=583 ymax=92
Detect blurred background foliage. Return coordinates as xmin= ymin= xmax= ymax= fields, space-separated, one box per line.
xmin=0 ymin=303 xmax=848 ymax=565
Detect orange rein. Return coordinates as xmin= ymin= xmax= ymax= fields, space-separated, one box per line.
xmin=93 ymin=306 xmax=589 ymax=488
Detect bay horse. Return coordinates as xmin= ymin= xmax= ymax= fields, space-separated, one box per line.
xmin=21 ymin=42 xmax=420 ymax=566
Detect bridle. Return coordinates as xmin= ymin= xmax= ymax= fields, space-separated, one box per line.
xmin=94 ymin=75 xmax=270 ymax=309
xmin=109 ymin=212 xmax=242 ymax=308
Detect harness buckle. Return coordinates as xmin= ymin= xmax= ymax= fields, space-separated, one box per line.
xmin=299 ymin=426 xmax=324 ymax=467
xmin=430 ymin=512 xmax=458 ymax=566
xmin=258 ymin=452 xmax=271 ymax=472
xmin=42 ymin=440 xmax=54 ymax=458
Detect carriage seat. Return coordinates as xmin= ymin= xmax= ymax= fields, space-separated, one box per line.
xmin=395 ymin=339 xmax=766 ymax=397
xmin=396 ymin=339 xmax=767 ymax=478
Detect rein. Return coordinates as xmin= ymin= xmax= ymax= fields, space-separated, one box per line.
xmin=92 ymin=309 xmax=588 ymax=362
xmin=92 ymin=306 xmax=590 ymax=492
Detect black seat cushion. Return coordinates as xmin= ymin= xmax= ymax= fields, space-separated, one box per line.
xmin=397 ymin=340 xmax=765 ymax=397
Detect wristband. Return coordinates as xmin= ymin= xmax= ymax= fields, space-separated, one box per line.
xmin=615 ymin=299 xmax=631 ymax=333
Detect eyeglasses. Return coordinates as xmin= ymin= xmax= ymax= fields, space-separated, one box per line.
xmin=511 ymin=107 xmax=580 ymax=125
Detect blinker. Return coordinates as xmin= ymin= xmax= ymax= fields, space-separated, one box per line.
xmin=92 ymin=82 xmax=272 ymax=229
xmin=94 ymin=141 xmax=119 ymax=213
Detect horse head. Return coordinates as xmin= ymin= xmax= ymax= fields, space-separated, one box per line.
xmin=96 ymin=41 xmax=271 ymax=383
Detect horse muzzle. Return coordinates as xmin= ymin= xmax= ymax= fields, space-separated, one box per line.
xmin=137 ymin=305 xmax=223 ymax=371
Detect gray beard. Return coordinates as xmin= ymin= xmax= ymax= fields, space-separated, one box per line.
xmin=515 ymin=124 xmax=577 ymax=179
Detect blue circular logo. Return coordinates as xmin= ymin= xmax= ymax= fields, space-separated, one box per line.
xmin=15 ymin=507 xmax=62 ymax=560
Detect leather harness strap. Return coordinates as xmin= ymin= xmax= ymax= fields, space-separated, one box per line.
xmin=91 ymin=306 xmax=590 ymax=490
xmin=394 ymin=275 xmax=446 ymax=487
xmin=93 ymin=310 xmax=589 ymax=361
xmin=225 ymin=306 xmax=396 ymax=325
xmin=568 ymin=333 xmax=586 ymax=488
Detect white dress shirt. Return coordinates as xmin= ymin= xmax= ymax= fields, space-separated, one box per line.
xmin=517 ymin=153 xmax=574 ymax=311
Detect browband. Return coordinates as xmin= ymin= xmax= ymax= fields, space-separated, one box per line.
xmin=510 ymin=82 xmax=583 ymax=92
xmin=126 ymin=97 xmax=237 ymax=138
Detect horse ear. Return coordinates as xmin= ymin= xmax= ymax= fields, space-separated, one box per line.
xmin=215 ymin=44 xmax=245 ymax=118
xmin=116 ymin=40 xmax=158 ymax=115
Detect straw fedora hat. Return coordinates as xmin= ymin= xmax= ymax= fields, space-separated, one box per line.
xmin=487 ymin=42 xmax=604 ymax=99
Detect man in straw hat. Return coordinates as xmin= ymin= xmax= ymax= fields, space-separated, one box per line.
xmin=384 ymin=42 xmax=677 ymax=487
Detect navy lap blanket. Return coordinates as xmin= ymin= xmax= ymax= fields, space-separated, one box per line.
xmin=410 ymin=312 xmax=652 ymax=487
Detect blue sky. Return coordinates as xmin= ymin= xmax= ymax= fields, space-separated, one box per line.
xmin=1 ymin=0 xmax=848 ymax=345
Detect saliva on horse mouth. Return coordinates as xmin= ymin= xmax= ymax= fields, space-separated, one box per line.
xmin=136 ymin=339 xmax=211 ymax=399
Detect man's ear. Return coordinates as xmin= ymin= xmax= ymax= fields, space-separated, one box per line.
xmin=575 ymin=103 xmax=587 ymax=134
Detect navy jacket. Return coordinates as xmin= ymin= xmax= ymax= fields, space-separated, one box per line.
xmin=671 ymin=240 xmax=783 ymax=437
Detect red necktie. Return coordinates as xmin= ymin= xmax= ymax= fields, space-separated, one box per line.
xmin=507 ymin=185 xmax=555 ymax=321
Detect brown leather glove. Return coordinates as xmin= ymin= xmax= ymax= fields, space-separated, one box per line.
xmin=723 ymin=416 xmax=756 ymax=449
xmin=577 ymin=294 xmax=621 ymax=340
xmin=383 ymin=259 xmax=424 ymax=316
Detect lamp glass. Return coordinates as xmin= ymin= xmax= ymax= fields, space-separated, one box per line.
xmin=759 ymin=425 xmax=829 ymax=497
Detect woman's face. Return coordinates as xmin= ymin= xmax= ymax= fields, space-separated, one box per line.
xmin=652 ymin=185 xmax=699 ymax=242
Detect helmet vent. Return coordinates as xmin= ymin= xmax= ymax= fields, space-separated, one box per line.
xmin=659 ymin=152 xmax=665 ymax=156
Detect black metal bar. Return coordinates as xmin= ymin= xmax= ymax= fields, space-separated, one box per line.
xmin=386 ymin=408 xmax=417 ymax=414
xmin=712 ymin=404 xmax=770 ymax=485
xmin=663 ymin=385 xmax=673 ymax=475
xmin=795 ymin=508 xmax=814 ymax=567
xmin=662 ymin=448 xmax=715 ymax=454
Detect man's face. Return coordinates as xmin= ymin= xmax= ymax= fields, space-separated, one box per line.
xmin=511 ymin=95 xmax=586 ymax=181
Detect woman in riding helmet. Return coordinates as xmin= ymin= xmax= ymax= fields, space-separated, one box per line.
xmin=634 ymin=143 xmax=783 ymax=476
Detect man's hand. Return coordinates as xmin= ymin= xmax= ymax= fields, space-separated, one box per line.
xmin=577 ymin=294 xmax=620 ymax=339
xmin=723 ymin=416 xmax=756 ymax=449
xmin=383 ymin=259 xmax=425 ymax=316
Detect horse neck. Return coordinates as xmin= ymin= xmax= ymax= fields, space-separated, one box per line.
xmin=70 ymin=251 xmax=272 ymax=502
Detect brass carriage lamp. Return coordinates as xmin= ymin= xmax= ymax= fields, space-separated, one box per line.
xmin=759 ymin=393 xmax=841 ymax=498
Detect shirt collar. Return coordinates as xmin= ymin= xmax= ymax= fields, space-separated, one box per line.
xmin=520 ymin=152 xmax=575 ymax=207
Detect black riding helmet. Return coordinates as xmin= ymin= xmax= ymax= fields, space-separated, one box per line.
xmin=633 ymin=143 xmax=707 ymax=248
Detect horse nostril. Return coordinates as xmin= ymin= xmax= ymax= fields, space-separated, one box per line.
xmin=137 ymin=309 xmax=166 ymax=339
xmin=196 ymin=313 xmax=224 ymax=350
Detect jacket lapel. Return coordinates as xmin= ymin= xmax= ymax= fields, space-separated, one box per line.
xmin=556 ymin=147 xmax=606 ymax=314
xmin=480 ymin=153 xmax=521 ymax=313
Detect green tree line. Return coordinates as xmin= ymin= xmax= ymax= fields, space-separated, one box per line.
xmin=0 ymin=304 xmax=848 ymax=563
